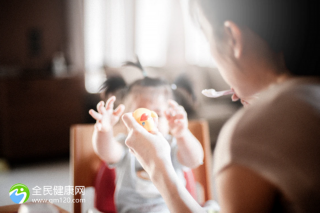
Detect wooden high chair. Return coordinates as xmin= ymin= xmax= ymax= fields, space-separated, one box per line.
xmin=70 ymin=120 xmax=213 ymax=213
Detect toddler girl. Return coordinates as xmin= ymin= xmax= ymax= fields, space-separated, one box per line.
xmin=89 ymin=74 xmax=204 ymax=213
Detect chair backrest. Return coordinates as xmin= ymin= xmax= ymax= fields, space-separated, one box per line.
xmin=188 ymin=120 xmax=213 ymax=203
xmin=70 ymin=120 xmax=212 ymax=213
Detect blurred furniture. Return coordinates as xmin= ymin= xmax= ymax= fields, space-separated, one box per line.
xmin=70 ymin=120 xmax=213 ymax=213
xmin=0 ymin=76 xmax=86 ymax=162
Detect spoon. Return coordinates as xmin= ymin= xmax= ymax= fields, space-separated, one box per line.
xmin=201 ymin=89 xmax=234 ymax=98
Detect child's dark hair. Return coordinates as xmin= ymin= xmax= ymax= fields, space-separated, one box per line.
xmin=100 ymin=58 xmax=197 ymax=114
xmin=100 ymin=75 xmax=172 ymax=100
xmin=128 ymin=77 xmax=171 ymax=91
xmin=100 ymin=58 xmax=173 ymax=102
xmin=100 ymin=75 xmax=126 ymax=96
xmin=100 ymin=75 xmax=127 ymax=103
xmin=172 ymin=74 xmax=198 ymax=117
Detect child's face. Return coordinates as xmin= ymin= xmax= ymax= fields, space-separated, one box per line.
xmin=126 ymin=88 xmax=170 ymax=135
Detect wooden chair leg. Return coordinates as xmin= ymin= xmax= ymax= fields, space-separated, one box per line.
xmin=73 ymin=193 xmax=82 ymax=213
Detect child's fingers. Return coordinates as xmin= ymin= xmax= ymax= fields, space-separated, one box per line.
xmin=168 ymin=99 xmax=179 ymax=108
xmin=164 ymin=110 xmax=173 ymax=121
xmin=168 ymin=100 xmax=178 ymax=113
xmin=178 ymin=105 xmax=186 ymax=112
xmin=175 ymin=107 xmax=187 ymax=120
xmin=175 ymin=105 xmax=186 ymax=115
xmin=105 ymin=96 xmax=116 ymax=110
xmin=89 ymin=109 xmax=103 ymax=120
xmin=113 ymin=104 xmax=125 ymax=117
xmin=174 ymin=114 xmax=185 ymax=120
xmin=96 ymin=101 xmax=106 ymax=114
xmin=168 ymin=101 xmax=186 ymax=116
xmin=168 ymin=110 xmax=185 ymax=120
xmin=166 ymin=107 xmax=176 ymax=117
xmin=174 ymin=119 xmax=183 ymax=124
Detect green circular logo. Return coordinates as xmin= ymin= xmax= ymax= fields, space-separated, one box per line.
xmin=9 ymin=183 xmax=30 ymax=204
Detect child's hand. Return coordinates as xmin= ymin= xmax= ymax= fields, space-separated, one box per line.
xmin=89 ymin=96 xmax=125 ymax=132
xmin=165 ymin=100 xmax=188 ymax=139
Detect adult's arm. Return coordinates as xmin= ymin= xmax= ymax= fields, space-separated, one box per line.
xmin=122 ymin=113 xmax=205 ymax=213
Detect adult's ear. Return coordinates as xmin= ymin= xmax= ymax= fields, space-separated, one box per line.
xmin=223 ymin=21 xmax=243 ymax=59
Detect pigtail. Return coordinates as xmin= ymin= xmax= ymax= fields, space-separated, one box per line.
xmin=123 ymin=55 xmax=177 ymax=104
xmin=99 ymin=75 xmax=127 ymax=102
xmin=173 ymin=74 xmax=197 ymax=103
xmin=123 ymin=56 xmax=147 ymax=77
xmin=172 ymin=74 xmax=198 ymax=118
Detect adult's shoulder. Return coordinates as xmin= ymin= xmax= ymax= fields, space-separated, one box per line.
xmin=232 ymin=77 xmax=320 ymax=140
xmin=214 ymin=77 xmax=320 ymax=175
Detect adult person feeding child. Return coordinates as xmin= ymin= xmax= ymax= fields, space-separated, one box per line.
xmin=122 ymin=0 xmax=320 ymax=212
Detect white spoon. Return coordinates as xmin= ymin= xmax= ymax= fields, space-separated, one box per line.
xmin=202 ymin=89 xmax=234 ymax=98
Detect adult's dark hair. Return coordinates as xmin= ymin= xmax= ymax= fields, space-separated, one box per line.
xmin=194 ymin=0 xmax=320 ymax=77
